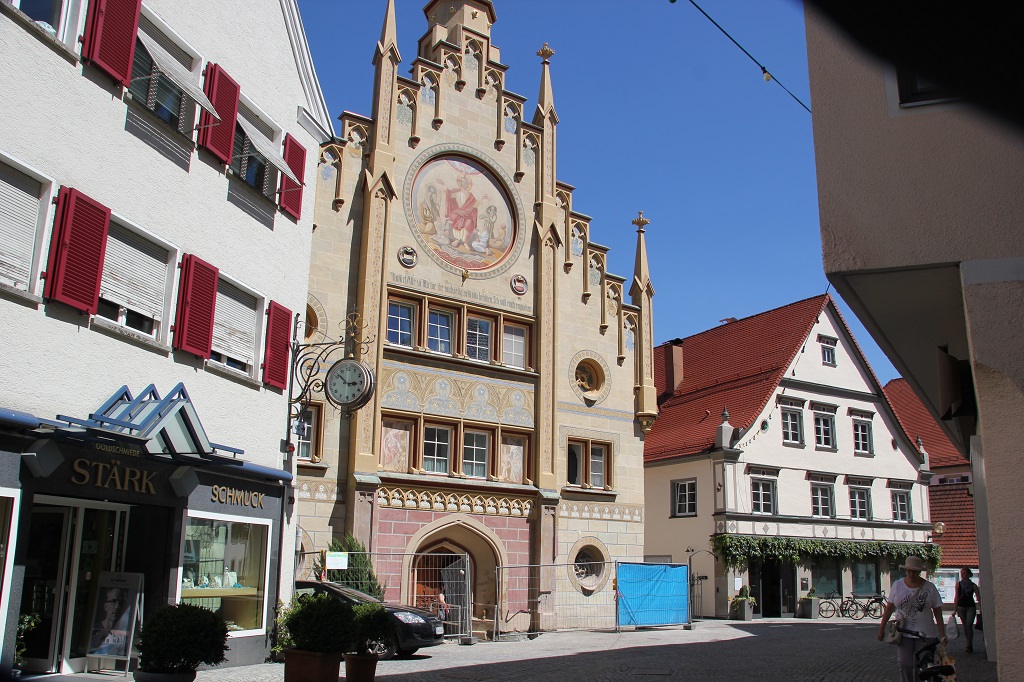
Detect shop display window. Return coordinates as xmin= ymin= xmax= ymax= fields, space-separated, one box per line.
xmin=179 ymin=513 xmax=270 ymax=634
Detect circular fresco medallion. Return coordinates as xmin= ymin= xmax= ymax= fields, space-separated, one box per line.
xmin=404 ymin=146 xmax=523 ymax=277
xmin=510 ymin=274 xmax=528 ymax=295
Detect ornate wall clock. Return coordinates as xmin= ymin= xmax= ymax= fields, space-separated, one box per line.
xmin=325 ymin=358 xmax=375 ymax=411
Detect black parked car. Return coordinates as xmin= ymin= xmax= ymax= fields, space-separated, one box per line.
xmin=294 ymin=581 xmax=444 ymax=659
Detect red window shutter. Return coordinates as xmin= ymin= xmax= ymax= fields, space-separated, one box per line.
xmin=278 ymin=134 xmax=306 ymax=220
xmin=82 ymin=0 xmax=142 ymax=87
xmin=173 ymin=254 xmax=218 ymax=358
xmin=44 ymin=187 xmax=111 ymax=314
xmin=197 ymin=64 xmax=239 ymax=165
xmin=262 ymin=301 xmax=292 ymax=389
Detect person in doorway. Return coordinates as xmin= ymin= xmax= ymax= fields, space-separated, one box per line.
xmin=877 ymin=556 xmax=946 ymax=682
xmin=437 ymin=590 xmax=449 ymax=621
xmin=954 ymin=567 xmax=980 ymax=653
xmin=89 ymin=587 xmax=131 ymax=656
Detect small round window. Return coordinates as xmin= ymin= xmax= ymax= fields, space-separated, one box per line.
xmin=567 ymin=540 xmax=610 ymax=595
xmin=303 ymin=304 xmax=319 ymax=340
xmin=574 ymin=360 xmax=603 ymax=395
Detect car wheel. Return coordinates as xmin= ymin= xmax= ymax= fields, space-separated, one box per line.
xmin=397 ymin=647 xmax=419 ymax=658
xmin=366 ymin=632 xmax=398 ymax=661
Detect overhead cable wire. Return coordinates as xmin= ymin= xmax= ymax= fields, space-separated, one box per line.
xmin=676 ymin=0 xmax=812 ymax=114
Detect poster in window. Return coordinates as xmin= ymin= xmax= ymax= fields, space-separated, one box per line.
xmin=88 ymin=572 xmax=144 ymax=659
xmin=381 ymin=420 xmax=411 ymax=472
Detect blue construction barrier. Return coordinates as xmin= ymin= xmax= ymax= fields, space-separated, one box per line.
xmin=616 ymin=562 xmax=689 ymax=627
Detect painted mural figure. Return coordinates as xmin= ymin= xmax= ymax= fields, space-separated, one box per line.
xmin=419 ymin=185 xmax=440 ymax=235
xmin=381 ymin=421 xmax=410 ymax=472
xmin=442 ymin=173 xmax=478 ymax=246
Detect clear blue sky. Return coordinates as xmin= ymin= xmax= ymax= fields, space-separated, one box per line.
xmin=295 ymin=0 xmax=900 ymax=384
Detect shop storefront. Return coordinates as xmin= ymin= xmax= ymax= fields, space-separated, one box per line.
xmin=0 ymin=387 xmax=290 ymax=675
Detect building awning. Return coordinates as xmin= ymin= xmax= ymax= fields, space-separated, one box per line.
xmin=136 ymin=31 xmax=221 ymax=121
xmin=237 ymin=115 xmax=301 ymax=185
xmin=1 ymin=383 xmax=291 ymax=482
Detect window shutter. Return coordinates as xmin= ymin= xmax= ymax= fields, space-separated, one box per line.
xmin=44 ymin=188 xmax=111 ymax=314
xmin=173 ymin=254 xmax=217 ymax=358
xmin=278 ymin=134 xmax=306 ymax=220
xmin=212 ymin=280 xmax=257 ymax=367
xmin=82 ymin=0 xmax=143 ymax=87
xmin=262 ymin=301 xmax=292 ymax=389
xmin=0 ymin=162 xmax=42 ymax=290
xmin=100 ymin=222 xmax=168 ymax=320
xmin=197 ymin=64 xmax=239 ymax=165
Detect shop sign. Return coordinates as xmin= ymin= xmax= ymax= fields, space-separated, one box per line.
xmin=71 ymin=459 xmax=157 ymax=494
xmin=211 ymin=485 xmax=265 ymax=509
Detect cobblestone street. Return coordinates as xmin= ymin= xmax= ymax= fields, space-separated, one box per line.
xmin=40 ymin=618 xmax=994 ymax=682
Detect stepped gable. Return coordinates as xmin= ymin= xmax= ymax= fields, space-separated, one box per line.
xmin=884 ymin=378 xmax=967 ymax=468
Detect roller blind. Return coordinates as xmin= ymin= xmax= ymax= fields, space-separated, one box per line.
xmin=100 ymin=222 xmax=168 ymax=320
xmin=0 ymin=162 xmax=41 ymax=290
xmin=212 ymin=279 xmax=257 ymax=367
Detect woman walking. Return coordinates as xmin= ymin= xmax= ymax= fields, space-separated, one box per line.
xmin=954 ymin=567 xmax=980 ymax=653
xmin=877 ymin=556 xmax=946 ymax=682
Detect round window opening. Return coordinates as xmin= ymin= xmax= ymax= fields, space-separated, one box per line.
xmin=574 ymin=360 xmax=603 ymax=396
xmin=572 ymin=547 xmax=605 ymax=592
xmin=303 ymin=304 xmax=319 ymax=341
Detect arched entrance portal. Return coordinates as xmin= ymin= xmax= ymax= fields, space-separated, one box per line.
xmin=403 ymin=514 xmax=507 ymax=631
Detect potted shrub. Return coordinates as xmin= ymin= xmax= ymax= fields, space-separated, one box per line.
xmin=279 ymin=592 xmax=353 ymax=682
xmin=730 ymin=585 xmax=756 ymax=621
xmin=797 ymin=589 xmax=819 ymax=619
xmin=343 ymin=603 xmax=393 ymax=682
xmin=14 ymin=612 xmax=41 ymax=673
xmin=135 ymin=603 xmax=228 ymax=682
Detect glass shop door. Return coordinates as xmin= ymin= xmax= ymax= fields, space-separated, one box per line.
xmin=18 ymin=498 xmax=129 ymax=674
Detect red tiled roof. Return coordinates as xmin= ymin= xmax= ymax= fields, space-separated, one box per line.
xmin=645 ymin=295 xmax=829 ymax=461
xmin=929 ymin=483 xmax=979 ymax=567
xmin=883 ymin=378 xmax=967 ymax=469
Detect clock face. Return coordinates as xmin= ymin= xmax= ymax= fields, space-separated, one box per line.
xmin=325 ymin=359 xmax=373 ymax=409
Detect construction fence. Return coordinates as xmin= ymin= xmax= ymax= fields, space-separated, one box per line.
xmin=494 ymin=561 xmax=689 ymax=639
xmin=296 ymin=550 xmax=473 ymax=639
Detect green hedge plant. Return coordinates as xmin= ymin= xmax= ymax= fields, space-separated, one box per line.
xmin=137 ymin=603 xmax=228 ymax=673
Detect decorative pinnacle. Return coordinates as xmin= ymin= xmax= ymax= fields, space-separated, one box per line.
xmin=537 ymin=43 xmax=555 ymax=62
xmin=632 ymin=211 xmax=650 ymax=232
xmin=721 ymin=406 xmax=730 ymax=422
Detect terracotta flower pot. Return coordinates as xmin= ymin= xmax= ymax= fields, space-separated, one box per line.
xmin=283 ymin=648 xmax=342 ymax=682
xmin=343 ymin=653 xmax=380 ymax=682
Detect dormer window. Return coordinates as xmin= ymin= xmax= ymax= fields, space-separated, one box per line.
xmin=818 ymin=335 xmax=838 ymax=366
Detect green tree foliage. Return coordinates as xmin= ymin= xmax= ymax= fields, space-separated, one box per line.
xmin=319 ymin=534 xmax=385 ymax=599
xmin=709 ymin=535 xmax=942 ymax=570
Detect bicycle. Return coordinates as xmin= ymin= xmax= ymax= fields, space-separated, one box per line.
xmin=818 ymin=590 xmax=842 ymax=618
xmin=860 ymin=591 xmax=886 ymax=619
xmin=839 ymin=595 xmax=864 ymax=619
xmin=896 ymin=626 xmax=956 ymax=681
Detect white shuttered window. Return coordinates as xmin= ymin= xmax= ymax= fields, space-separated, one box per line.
xmin=100 ymin=222 xmax=169 ymax=323
xmin=212 ymin=280 xmax=257 ymax=372
xmin=0 ymin=161 xmax=43 ymax=290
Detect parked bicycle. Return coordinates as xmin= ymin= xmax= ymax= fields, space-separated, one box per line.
xmin=817 ymin=591 xmax=862 ymax=618
xmin=858 ymin=591 xmax=886 ymax=619
xmin=896 ymin=626 xmax=956 ymax=681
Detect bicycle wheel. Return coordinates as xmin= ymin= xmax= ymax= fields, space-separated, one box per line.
xmin=866 ymin=600 xmax=884 ymax=619
xmin=819 ymin=600 xmax=837 ymax=618
xmin=849 ymin=601 xmax=865 ymax=620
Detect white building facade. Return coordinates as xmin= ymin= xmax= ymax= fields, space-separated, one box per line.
xmin=645 ymin=296 xmax=935 ymax=619
xmin=0 ymin=0 xmax=331 ymax=673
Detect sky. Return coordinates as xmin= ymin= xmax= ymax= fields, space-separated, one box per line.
xmin=294 ymin=0 xmax=900 ymax=384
